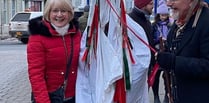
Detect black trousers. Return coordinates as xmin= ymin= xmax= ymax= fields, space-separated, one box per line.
xmin=31 ymin=92 xmax=75 ymax=103
xmin=152 ymin=69 xmax=170 ymax=97
xmin=64 ymin=97 xmax=75 ymax=103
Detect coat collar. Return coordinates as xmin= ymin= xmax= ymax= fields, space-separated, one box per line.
xmin=168 ymin=14 xmax=196 ymax=54
xmin=130 ymin=7 xmax=147 ymax=21
xmin=43 ymin=20 xmax=77 ymax=36
xmin=28 ymin=16 xmax=79 ymax=37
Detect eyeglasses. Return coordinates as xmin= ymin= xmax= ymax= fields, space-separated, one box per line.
xmin=51 ymin=9 xmax=69 ymax=14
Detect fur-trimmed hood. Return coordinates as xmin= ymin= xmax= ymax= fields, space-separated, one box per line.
xmin=28 ymin=16 xmax=79 ymax=37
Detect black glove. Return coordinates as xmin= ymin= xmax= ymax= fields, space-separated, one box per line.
xmin=156 ymin=52 xmax=175 ymax=70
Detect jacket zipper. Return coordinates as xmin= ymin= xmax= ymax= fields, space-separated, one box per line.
xmin=62 ymin=36 xmax=68 ymax=62
xmin=62 ymin=35 xmax=74 ymax=99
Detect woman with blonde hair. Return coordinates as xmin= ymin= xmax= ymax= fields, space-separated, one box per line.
xmin=27 ymin=0 xmax=81 ymax=103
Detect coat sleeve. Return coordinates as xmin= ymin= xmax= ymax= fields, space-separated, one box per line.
xmin=27 ymin=35 xmax=50 ymax=103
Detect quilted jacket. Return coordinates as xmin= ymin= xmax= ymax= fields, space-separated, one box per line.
xmin=27 ymin=16 xmax=81 ymax=103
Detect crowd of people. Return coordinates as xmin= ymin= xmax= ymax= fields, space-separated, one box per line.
xmin=27 ymin=0 xmax=209 ymax=103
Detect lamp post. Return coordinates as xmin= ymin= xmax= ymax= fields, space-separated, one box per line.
xmin=154 ymin=0 xmax=158 ymax=15
xmin=87 ymin=0 xmax=89 ymax=5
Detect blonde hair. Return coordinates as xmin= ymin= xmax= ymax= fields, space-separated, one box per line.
xmin=43 ymin=0 xmax=74 ymax=22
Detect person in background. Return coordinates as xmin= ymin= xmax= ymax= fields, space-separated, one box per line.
xmin=151 ymin=3 xmax=173 ymax=103
xmin=78 ymin=5 xmax=89 ymax=33
xmin=129 ymin=0 xmax=156 ymax=90
xmin=129 ymin=0 xmax=155 ymax=53
xmin=27 ymin=0 xmax=81 ymax=103
xmin=156 ymin=0 xmax=209 ymax=103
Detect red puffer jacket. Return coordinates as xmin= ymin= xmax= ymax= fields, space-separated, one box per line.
xmin=27 ymin=16 xmax=81 ymax=103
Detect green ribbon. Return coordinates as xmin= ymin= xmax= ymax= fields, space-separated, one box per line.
xmin=123 ymin=48 xmax=131 ymax=90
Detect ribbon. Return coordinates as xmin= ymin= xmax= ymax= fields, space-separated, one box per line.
xmin=82 ymin=3 xmax=99 ymax=64
xmin=106 ymin=0 xmax=156 ymax=53
xmin=147 ymin=63 xmax=160 ymax=87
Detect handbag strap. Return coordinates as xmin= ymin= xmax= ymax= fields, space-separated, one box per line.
xmin=63 ymin=35 xmax=74 ymax=91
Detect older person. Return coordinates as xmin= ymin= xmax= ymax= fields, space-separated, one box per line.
xmin=27 ymin=0 xmax=81 ymax=103
xmin=156 ymin=0 xmax=209 ymax=103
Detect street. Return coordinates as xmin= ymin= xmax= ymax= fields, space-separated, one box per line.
xmin=0 ymin=38 xmax=31 ymax=103
xmin=0 ymin=38 xmax=165 ymax=103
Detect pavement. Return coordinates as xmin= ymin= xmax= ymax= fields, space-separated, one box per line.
xmin=0 ymin=33 xmax=10 ymax=40
xmin=0 ymin=36 xmax=166 ymax=103
xmin=149 ymin=73 xmax=167 ymax=103
xmin=0 ymin=43 xmax=30 ymax=103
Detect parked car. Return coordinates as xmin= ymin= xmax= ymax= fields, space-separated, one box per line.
xmin=9 ymin=12 xmax=43 ymax=44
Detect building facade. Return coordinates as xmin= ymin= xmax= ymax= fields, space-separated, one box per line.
xmin=0 ymin=0 xmax=45 ymax=34
xmin=0 ymin=0 xmax=85 ymax=35
xmin=0 ymin=0 xmax=132 ymax=35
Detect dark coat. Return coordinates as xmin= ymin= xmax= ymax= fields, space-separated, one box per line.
xmin=78 ymin=12 xmax=88 ymax=33
xmin=166 ymin=7 xmax=209 ymax=103
xmin=129 ymin=7 xmax=155 ymax=48
xmin=129 ymin=7 xmax=155 ymax=66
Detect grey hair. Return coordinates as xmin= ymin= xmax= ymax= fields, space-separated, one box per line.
xmin=43 ymin=0 xmax=74 ymax=22
xmin=184 ymin=0 xmax=201 ymax=23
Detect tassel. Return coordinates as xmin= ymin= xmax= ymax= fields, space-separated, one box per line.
xmin=114 ymin=79 xmax=126 ymax=103
xmin=127 ymin=45 xmax=135 ymax=64
xmin=148 ymin=63 xmax=160 ymax=87
xmin=82 ymin=4 xmax=99 ymax=63
xmin=123 ymin=48 xmax=131 ymax=90
xmin=82 ymin=49 xmax=89 ymax=61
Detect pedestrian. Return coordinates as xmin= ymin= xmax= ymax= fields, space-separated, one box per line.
xmin=78 ymin=5 xmax=89 ymax=33
xmin=129 ymin=0 xmax=156 ymax=80
xmin=152 ymin=4 xmax=173 ymax=47
xmin=128 ymin=0 xmax=154 ymax=43
xmin=129 ymin=0 xmax=155 ymax=54
xmin=151 ymin=3 xmax=173 ymax=103
xmin=156 ymin=0 xmax=209 ymax=103
xmin=27 ymin=0 xmax=81 ymax=103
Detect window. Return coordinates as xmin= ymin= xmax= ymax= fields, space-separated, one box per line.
xmin=11 ymin=13 xmax=31 ymax=21
xmin=31 ymin=1 xmax=42 ymax=11
xmin=11 ymin=0 xmax=16 ymax=16
xmin=2 ymin=0 xmax=7 ymax=24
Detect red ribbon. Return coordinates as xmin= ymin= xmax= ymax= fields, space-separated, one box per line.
xmin=113 ymin=78 xmax=126 ymax=103
xmin=82 ymin=4 xmax=99 ymax=63
xmin=148 ymin=63 xmax=160 ymax=87
xmin=106 ymin=0 xmax=156 ymax=54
